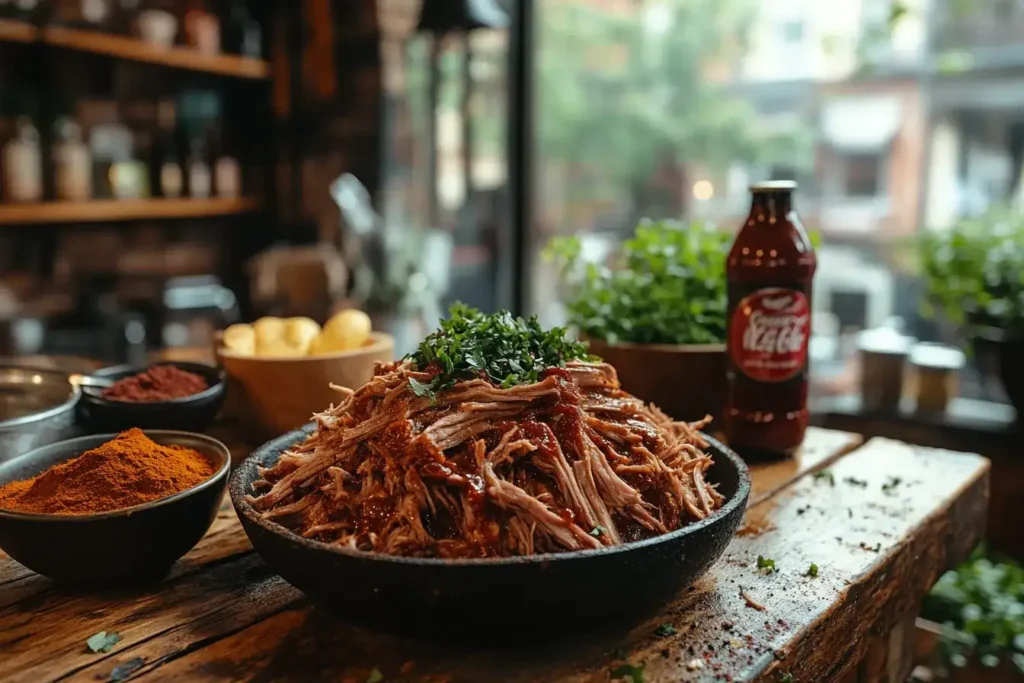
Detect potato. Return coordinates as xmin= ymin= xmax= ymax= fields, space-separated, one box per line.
xmin=283 ymin=317 xmax=321 ymax=355
xmin=222 ymin=323 xmax=256 ymax=356
xmin=253 ymin=317 xmax=286 ymax=351
xmin=311 ymin=309 xmax=372 ymax=355
xmin=256 ymin=339 xmax=306 ymax=358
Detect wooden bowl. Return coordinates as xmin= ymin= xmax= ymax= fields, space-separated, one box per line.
xmin=585 ymin=338 xmax=727 ymax=423
xmin=216 ymin=332 xmax=394 ymax=441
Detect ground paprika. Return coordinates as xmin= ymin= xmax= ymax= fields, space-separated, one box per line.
xmin=0 ymin=429 xmax=216 ymax=515
xmin=101 ymin=365 xmax=209 ymax=402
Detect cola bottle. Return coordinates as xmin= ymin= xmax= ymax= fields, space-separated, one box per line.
xmin=725 ymin=181 xmax=816 ymax=457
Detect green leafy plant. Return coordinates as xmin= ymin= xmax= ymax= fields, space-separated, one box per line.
xmin=544 ymin=219 xmax=731 ymax=345
xmin=922 ymin=549 xmax=1024 ymax=674
xmin=919 ymin=207 xmax=1024 ymax=339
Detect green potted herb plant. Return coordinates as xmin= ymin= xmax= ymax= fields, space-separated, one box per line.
xmin=919 ymin=207 xmax=1024 ymax=417
xmin=545 ymin=219 xmax=730 ymax=422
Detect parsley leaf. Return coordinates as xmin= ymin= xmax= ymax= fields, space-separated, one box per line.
xmin=757 ymin=555 xmax=777 ymax=574
xmin=805 ymin=563 xmax=819 ymax=578
xmin=611 ymin=663 xmax=646 ymax=683
xmin=780 ymin=673 xmax=794 ymax=683
xmin=654 ymin=623 xmax=677 ymax=637
xmin=366 ymin=669 xmax=384 ymax=683
xmin=843 ymin=476 xmax=868 ymax=488
xmin=86 ymin=631 xmax=121 ymax=653
xmin=813 ymin=470 xmax=835 ymax=486
xmin=408 ymin=304 xmax=591 ymax=395
xmin=590 ymin=525 xmax=607 ymax=538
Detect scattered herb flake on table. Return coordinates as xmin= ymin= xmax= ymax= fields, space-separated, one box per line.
xmin=805 ymin=563 xmax=819 ymax=577
xmin=611 ymin=662 xmax=646 ymax=683
xmin=882 ymin=476 xmax=902 ymax=494
xmin=757 ymin=555 xmax=777 ymax=574
xmin=654 ymin=623 xmax=677 ymax=637
xmin=86 ymin=631 xmax=121 ymax=653
xmin=813 ymin=470 xmax=835 ymax=486
xmin=843 ymin=476 xmax=868 ymax=488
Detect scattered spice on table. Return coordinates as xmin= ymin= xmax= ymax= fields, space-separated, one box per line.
xmin=0 ymin=429 xmax=216 ymax=515
xmin=740 ymin=588 xmax=766 ymax=611
xmin=86 ymin=631 xmax=121 ymax=654
xmin=101 ymin=365 xmax=209 ymax=402
xmin=805 ymin=563 xmax=819 ymax=578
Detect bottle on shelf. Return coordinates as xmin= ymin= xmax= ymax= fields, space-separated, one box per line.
xmin=183 ymin=0 xmax=219 ymax=55
xmin=53 ymin=118 xmax=92 ymax=201
xmin=136 ymin=0 xmax=177 ymax=48
xmin=2 ymin=117 xmax=43 ymax=203
xmin=208 ymin=123 xmax=239 ymax=198
xmin=152 ymin=100 xmax=182 ymax=198
xmin=186 ymin=135 xmax=210 ymax=198
xmin=224 ymin=0 xmax=261 ymax=58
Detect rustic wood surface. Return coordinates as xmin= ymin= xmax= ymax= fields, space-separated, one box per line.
xmin=0 ymin=427 xmax=988 ymax=683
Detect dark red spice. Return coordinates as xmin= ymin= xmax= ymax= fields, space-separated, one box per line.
xmin=102 ymin=365 xmax=209 ymax=403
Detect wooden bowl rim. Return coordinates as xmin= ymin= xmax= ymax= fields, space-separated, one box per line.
xmin=585 ymin=338 xmax=726 ymax=354
xmin=217 ymin=331 xmax=395 ymax=363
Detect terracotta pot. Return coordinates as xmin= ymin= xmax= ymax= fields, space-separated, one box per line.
xmin=585 ymin=338 xmax=727 ymax=423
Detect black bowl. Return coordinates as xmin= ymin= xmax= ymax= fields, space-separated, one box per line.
xmin=0 ymin=430 xmax=230 ymax=586
xmin=231 ymin=426 xmax=750 ymax=634
xmin=77 ymin=362 xmax=226 ymax=433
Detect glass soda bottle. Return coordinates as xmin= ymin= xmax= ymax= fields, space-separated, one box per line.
xmin=725 ymin=181 xmax=816 ymax=457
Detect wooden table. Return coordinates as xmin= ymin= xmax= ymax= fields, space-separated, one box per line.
xmin=0 ymin=427 xmax=989 ymax=683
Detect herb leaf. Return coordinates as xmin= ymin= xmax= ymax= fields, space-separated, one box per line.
xmin=408 ymin=304 xmax=591 ymax=395
xmin=86 ymin=631 xmax=121 ymax=653
xmin=813 ymin=470 xmax=835 ymax=486
xmin=882 ymin=476 xmax=902 ymax=494
xmin=805 ymin=563 xmax=819 ymax=578
xmin=366 ymin=669 xmax=384 ymax=683
xmin=654 ymin=623 xmax=677 ymax=637
xmin=843 ymin=476 xmax=868 ymax=488
xmin=590 ymin=525 xmax=607 ymax=538
xmin=611 ymin=662 xmax=646 ymax=683
xmin=757 ymin=555 xmax=777 ymax=574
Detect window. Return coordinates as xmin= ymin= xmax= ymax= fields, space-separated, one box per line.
xmin=528 ymin=0 xmax=1024 ymax=415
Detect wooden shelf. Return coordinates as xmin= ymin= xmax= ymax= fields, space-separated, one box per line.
xmin=0 ymin=21 xmax=269 ymax=80
xmin=0 ymin=18 xmax=38 ymax=43
xmin=0 ymin=198 xmax=260 ymax=225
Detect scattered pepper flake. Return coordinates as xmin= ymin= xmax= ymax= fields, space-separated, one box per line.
xmin=843 ymin=476 xmax=868 ymax=488
xmin=859 ymin=541 xmax=882 ymax=552
xmin=86 ymin=631 xmax=121 ymax=654
xmin=882 ymin=476 xmax=902 ymax=494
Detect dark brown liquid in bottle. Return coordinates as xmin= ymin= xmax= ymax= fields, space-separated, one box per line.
xmin=725 ymin=182 xmax=816 ymax=458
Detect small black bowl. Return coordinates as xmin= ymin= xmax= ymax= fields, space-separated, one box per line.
xmin=0 ymin=430 xmax=230 ymax=586
xmin=231 ymin=426 xmax=750 ymax=635
xmin=77 ymin=362 xmax=226 ymax=433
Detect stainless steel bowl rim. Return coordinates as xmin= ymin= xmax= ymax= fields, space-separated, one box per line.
xmin=0 ymin=366 xmax=81 ymax=430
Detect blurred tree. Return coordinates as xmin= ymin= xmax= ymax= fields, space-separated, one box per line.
xmin=536 ymin=0 xmax=811 ymax=225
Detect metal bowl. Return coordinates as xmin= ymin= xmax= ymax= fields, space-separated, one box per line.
xmin=0 ymin=366 xmax=81 ymax=464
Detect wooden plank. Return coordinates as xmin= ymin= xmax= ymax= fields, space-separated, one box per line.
xmin=42 ymin=27 xmax=270 ymax=79
xmin=0 ymin=198 xmax=259 ymax=225
xmin=84 ymin=438 xmax=985 ymax=683
xmin=747 ymin=427 xmax=863 ymax=505
xmin=0 ymin=18 xmax=37 ymax=43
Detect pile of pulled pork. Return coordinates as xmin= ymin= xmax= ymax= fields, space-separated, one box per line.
xmin=249 ymin=360 xmax=722 ymax=558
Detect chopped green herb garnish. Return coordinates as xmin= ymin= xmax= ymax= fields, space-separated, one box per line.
xmin=654 ymin=623 xmax=677 ymax=637
xmin=611 ymin=662 xmax=646 ymax=683
xmin=882 ymin=476 xmax=902 ymax=494
xmin=843 ymin=476 xmax=868 ymax=488
xmin=813 ymin=470 xmax=835 ymax=486
xmin=86 ymin=631 xmax=121 ymax=653
xmin=780 ymin=673 xmax=794 ymax=683
xmin=757 ymin=555 xmax=777 ymax=574
xmin=407 ymin=304 xmax=592 ymax=398
xmin=366 ymin=669 xmax=384 ymax=683
xmin=590 ymin=525 xmax=607 ymax=538
xmin=805 ymin=563 xmax=819 ymax=578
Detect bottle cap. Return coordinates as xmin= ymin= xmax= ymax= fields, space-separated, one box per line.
xmin=750 ymin=180 xmax=797 ymax=193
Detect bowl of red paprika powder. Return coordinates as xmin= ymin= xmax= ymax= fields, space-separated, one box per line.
xmin=77 ymin=361 xmax=226 ymax=433
xmin=0 ymin=428 xmax=230 ymax=586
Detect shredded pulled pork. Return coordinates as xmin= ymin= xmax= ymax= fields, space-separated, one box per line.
xmin=249 ymin=360 xmax=722 ymax=558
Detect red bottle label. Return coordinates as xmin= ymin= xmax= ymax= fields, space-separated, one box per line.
xmin=729 ymin=287 xmax=810 ymax=383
